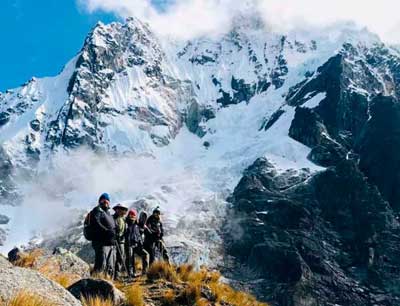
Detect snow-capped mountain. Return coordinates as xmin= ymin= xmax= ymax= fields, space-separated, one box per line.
xmin=2 ymin=12 xmax=400 ymax=305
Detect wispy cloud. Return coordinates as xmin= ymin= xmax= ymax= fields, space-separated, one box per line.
xmin=78 ymin=0 xmax=400 ymax=42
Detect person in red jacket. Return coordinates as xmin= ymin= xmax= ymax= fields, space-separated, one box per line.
xmin=125 ymin=209 xmax=149 ymax=276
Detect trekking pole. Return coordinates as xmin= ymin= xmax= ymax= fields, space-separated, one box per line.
xmin=116 ymin=242 xmax=132 ymax=282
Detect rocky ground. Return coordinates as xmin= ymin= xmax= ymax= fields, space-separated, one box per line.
xmin=0 ymin=247 xmax=266 ymax=306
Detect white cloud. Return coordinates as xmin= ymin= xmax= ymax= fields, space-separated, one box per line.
xmin=79 ymin=0 xmax=400 ymax=42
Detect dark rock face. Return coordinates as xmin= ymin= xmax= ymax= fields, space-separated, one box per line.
xmin=216 ymin=77 xmax=270 ymax=107
xmin=0 ymin=214 xmax=10 ymax=225
xmin=286 ymin=44 xmax=400 ymax=209
xmin=286 ymin=44 xmax=392 ymax=152
xmin=0 ymin=146 xmax=19 ymax=206
xmin=261 ymin=109 xmax=285 ymax=131
xmin=186 ymin=101 xmax=216 ymax=137
xmin=289 ymin=107 xmax=347 ymax=167
xmin=356 ymin=95 xmax=400 ymax=211
xmin=289 ymin=107 xmax=327 ymax=147
xmin=0 ymin=112 xmax=10 ymax=126
xmin=227 ymin=158 xmax=400 ymax=306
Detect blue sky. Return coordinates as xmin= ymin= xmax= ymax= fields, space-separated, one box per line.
xmin=0 ymin=0 xmax=119 ymax=91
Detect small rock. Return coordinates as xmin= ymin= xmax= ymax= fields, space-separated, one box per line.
xmin=8 ymin=247 xmax=23 ymax=263
xmin=0 ymin=214 xmax=10 ymax=225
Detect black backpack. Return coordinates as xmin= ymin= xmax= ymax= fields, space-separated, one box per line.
xmin=83 ymin=210 xmax=95 ymax=241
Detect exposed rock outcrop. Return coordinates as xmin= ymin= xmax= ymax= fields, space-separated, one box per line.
xmin=0 ymin=256 xmax=81 ymax=305
xmin=227 ymin=157 xmax=400 ymax=306
xmin=32 ymin=248 xmax=91 ymax=280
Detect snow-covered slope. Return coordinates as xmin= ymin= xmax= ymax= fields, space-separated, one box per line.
xmin=0 ymin=14 xmax=393 ymax=263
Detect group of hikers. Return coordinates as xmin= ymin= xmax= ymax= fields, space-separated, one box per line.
xmin=84 ymin=193 xmax=169 ymax=279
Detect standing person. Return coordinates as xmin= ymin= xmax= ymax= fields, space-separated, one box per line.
xmin=144 ymin=207 xmax=170 ymax=265
xmin=113 ymin=204 xmax=128 ymax=279
xmin=86 ymin=193 xmax=117 ymax=277
xmin=125 ymin=209 xmax=149 ymax=276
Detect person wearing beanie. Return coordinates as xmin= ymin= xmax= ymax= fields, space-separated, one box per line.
xmin=144 ymin=206 xmax=170 ymax=265
xmin=125 ymin=209 xmax=149 ymax=276
xmin=112 ymin=204 xmax=128 ymax=278
xmin=87 ymin=193 xmax=117 ymax=277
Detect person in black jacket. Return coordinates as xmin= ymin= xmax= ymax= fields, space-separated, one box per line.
xmin=125 ymin=209 xmax=149 ymax=276
xmin=144 ymin=207 xmax=169 ymax=265
xmin=90 ymin=193 xmax=117 ymax=277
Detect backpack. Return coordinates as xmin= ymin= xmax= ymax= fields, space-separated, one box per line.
xmin=83 ymin=210 xmax=95 ymax=241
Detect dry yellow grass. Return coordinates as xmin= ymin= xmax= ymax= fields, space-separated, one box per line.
xmin=125 ymin=284 xmax=145 ymax=306
xmin=195 ymin=298 xmax=209 ymax=306
xmin=13 ymin=249 xmax=44 ymax=268
xmin=176 ymin=263 xmax=194 ymax=282
xmin=81 ymin=296 xmax=114 ymax=306
xmin=51 ymin=273 xmax=77 ymax=288
xmin=35 ymin=257 xmax=77 ymax=288
xmin=147 ymin=261 xmax=178 ymax=283
xmin=181 ymin=281 xmax=202 ymax=305
xmin=6 ymin=290 xmax=55 ymax=306
xmin=207 ymin=271 xmax=221 ymax=283
xmin=209 ymin=282 xmax=268 ymax=306
xmin=91 ymin=272 xmax=114 ymax=282
xmin=162 ymin=289 xmax=176 ymax=306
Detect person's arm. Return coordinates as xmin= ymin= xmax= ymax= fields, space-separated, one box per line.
xmin=159 ymin=222 xmax=164 ymax=239
xmin=145 ymin=217 xmax=154 ymax=234
xmin=92 ymin=209 xmax=111 ymax=234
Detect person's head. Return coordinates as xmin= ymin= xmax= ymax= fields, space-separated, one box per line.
xmin=113 ymin=204 xmax=128 ymax=217
xmin=98 ymin=193 xmax=111 ymax=210
xmin=152 ymin=207 xmax=161 ymax=220
xmin=128 ymin=209 xmax=138 ymax=222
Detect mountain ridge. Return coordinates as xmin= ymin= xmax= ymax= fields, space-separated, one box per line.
xmin=2 ymin=15 xmax=400 ymax=306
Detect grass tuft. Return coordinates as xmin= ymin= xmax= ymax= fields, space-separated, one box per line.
xmin=147 ymin=261 xmax=178 ymax=283
xmin=181 ymin=281 xmax=202 ymax=305
xmin=6 ymin=290 xmax=55 ymax=306
xmin=91 ymin=272 xmax=114 ymax=283
xmin=81 ymin=296 xmax=114 ymax=306
xmin=195 ymin=298 xmax=209 ymax=306
xmin=162 ymin=289 xmax=176 ymax=306
xmin=51 ymin=273 xmax=77 ymax=288
xmin=209 ymin=282 xmax=268 ymax=306
xmin=13 ymin=249 xmax=44 ymax=268
xmin=176 ymin=264 xmax=194 ymax=282
xmin=125 ymin=284 xmax=145 ymax=306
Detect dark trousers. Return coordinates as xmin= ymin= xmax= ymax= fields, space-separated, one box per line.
xmin=115 ymin=243 xmax=125 ymax=276
xmin=126 ymin=245 xmax=149 ymax=275
xmin=92 ymin=242 xmax=116 ymax=277
xmin=145 ymin=240 xmax=169 ymax=265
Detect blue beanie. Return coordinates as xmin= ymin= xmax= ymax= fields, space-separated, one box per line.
xmin=99 ymin=193 xmax=111 ymax=203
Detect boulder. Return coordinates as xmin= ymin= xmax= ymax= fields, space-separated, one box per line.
xmin=68 ymin=278 xmax=125 ymax=305
xmin=32 ymin=248 xmax=90 ymax=280
xmin=0 ymin=256 xmax=81 ymax=305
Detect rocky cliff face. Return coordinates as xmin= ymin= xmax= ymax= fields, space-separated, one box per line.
xmin=1 ymin=13 xmax=400 ymax=306
xmin=227 ymin=158 xmax=400 ymax=305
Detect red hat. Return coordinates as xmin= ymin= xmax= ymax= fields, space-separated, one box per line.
xmin=128 ymin=209 xmax=137 ymax=217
